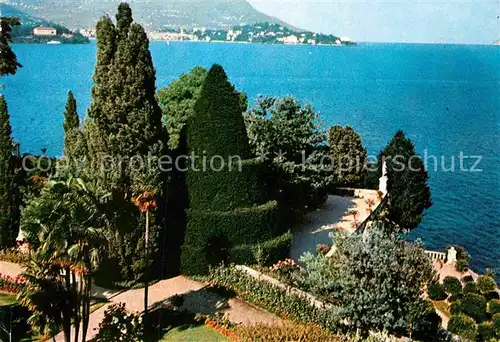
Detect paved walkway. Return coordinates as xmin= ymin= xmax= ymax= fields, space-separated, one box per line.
xmin=290 ymin=190 xmax=381 ymax=261
xmin=0 ymin=260 xmax=24 ymax=278
xmin=54 ymin=276 xmax=280 ymax=341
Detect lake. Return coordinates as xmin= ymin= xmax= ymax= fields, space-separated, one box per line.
xmin=4 ymin=41 xmax=500 ymax=275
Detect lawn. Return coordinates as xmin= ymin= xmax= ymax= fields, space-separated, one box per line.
xmin=160 ymin=324 xmax=229 ymax=342
xmin=0 ymin=291 xmax=17 ymax=306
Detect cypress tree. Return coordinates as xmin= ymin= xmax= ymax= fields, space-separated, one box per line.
xmin=84 ymin=3 xmax=166 ymax=281
xmin=62 ymin=90 xmax=85 ymax=177
xmin=0 ymin=17 xmax=22 ymax=76
xmin=382 ymin=130 xmax=432 ymax=231
xmin=0 ymin=95 xmax=16 ymax=247
xmin=180 ymin=65 xmax=280 ymax=275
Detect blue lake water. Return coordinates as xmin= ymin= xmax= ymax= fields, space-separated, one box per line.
xmin=4 ymin=41 xmax=500 ymax=275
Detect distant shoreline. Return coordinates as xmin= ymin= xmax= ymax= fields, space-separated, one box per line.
xmin=147 ymin=39 xmax=355 ymax=47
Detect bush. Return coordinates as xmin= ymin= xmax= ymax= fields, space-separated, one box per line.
xmin=91 ymin=303 xmax=143 ymax=342
xmin=493 ymin=313 xmax=500 ymax=338
xmin=461 ymin=293 xmax=487 ymax=322
xmin=228 ymin=231 xmax=293 ymax=266
xmin=449 ymin=301 xmax=462 ymax=315
xmin=477 ymin=321 xmax=495 ymax=341
xmin=236 ymin=322 xmax=341 ymax=342
xmin=208 ymin=266 xmax=341 ymax=332
xmin=486 ymin=291 xmax=500 ymax=301
xmin=443 ymin=276 xmax=462 ymax=295
xmin=448 ymin=314 xmax=477 ymax=340
xmin=489 ymin=299 xmax=500 ymax=315
xmin=477 ymin=276 xmax=497 ymax=295
xmin=456 ymin=259 xmax=469 ymax=272
xmin=0 ymin=303 xmax=31 ymax=340
xmin=0 ymin=248 xmax=29 ymax=263
xmin=463 ymin=281 xmax=478 ymax=294
xmin=428 ymin=282 xmax=447 ymax=300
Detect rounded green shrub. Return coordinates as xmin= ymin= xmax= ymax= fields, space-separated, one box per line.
xmin=477 ymin=276 xmax=497 ymax=295
xmin=489 ymin=299 xmax=500 ymax=315
xmin=449 ymin=301 xmax=462 ymax=315
xmin=463 ymin=281 xmax=478 ymax=294
xmin=448 ymin=314 xmax=477 ymax=340
xmin=461 ymin=293 xmax=487 ymax=322
xmin=493 ymin=313 xmax=500 ymax=337
xmin=427 ymin=282 xmax=447 ymax=300
xmin=449 ymin=293 xmax=462 ymax=303
xmin=443 ymin=276 xmax=462 ymax=295
xmin=477 ymin=321 xmax=495 ymax=341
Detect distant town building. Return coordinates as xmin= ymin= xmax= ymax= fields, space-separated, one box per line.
xmin=279 ymin=35 xmax=300 ymax=44
xmin=33 ymin=27 xmax=57 ymax=36
xmin=79 ymin=28 xmax=97 ymax=38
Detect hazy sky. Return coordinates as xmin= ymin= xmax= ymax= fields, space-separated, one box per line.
xmin=248 ymin=0 xmax=500 ymax=44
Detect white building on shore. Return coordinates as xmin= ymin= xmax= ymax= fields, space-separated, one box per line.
xmin=33 ymin=27 xmax=57 ymax=36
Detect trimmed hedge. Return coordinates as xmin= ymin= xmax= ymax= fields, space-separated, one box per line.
xmin=427 ymin=282 xmax=447 ymax=300
xmin=181 ymin=201 xmax=281 ymax=275
xmin=477 ymin=275 xmax=497 ymax=295
xmin=448 ymin=314 xmax=477 ymax=340
xmin=208 ymin=266 xmax=341 ymax=332
xmin=443 ymin=276 xmax=462 ymax=295
xmin=186 ymin=158 xmax=265 ymax=211
xmin=228 ymin=231 xmax=293 ymax=265
xmin=184 ymin=201 xmax=280 ymax=246
xmin=461 ymin=293 xmax=487 ymax=322
xmin=181 ymin=65 xmax=281 ymax=275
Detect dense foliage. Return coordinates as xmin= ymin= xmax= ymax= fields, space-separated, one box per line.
xmin=0 ymin=96 xmax=21 ymax=248
xmin=181 ymin=65 xmax=280 ymax=275
xmin=448 ymin=314 xmax=477 ymax=340
xmin=427 ymin=282 xmax=448 ymax=301
xmin=209 ymin=265 xmax=341 ymax=332
xmin=83 ymin=3 xmax=166 ymax=282
xmin=20 ymin=178 xmax=108 ymax=341
xmin=245 ymin=96 xmax=333 ymax=222
xmin=91 ymin=303 xmax=143 ymax=342
xmin=443 ymin=276 xmax=463 ymax=295
xmin=0 ymin=16 xmax=22 ymax=75
xmin=300 ymin=221 xmax=435 ymax=336
xmin=371 ymin=130 xmax=432 ymax=231
xmin=61 ymin=90 xmax=85 ymax=176
xmin=328 ymin=125 xmax=368 ymax=186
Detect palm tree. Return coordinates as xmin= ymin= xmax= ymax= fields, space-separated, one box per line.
xmin=19 ymin=177 xmax=109 ymax=342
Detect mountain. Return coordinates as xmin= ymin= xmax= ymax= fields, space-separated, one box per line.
xmin=5 ymin=0 xmax=299 ymax=31
xmin=0 ymin=4 xmax=89 ymax=43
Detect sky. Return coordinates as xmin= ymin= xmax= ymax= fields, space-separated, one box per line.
xmin=248 ymin=0 xmax=500 ymax=44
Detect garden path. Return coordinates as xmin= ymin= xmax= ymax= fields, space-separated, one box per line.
xmin=290 ymin=190 xmax=380 ymax=261
xmin=53 ymin=276 xmax=280 ymax=341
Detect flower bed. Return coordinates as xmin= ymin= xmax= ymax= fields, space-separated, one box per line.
xmin=0 ymin=273 xmax=25 ymax=293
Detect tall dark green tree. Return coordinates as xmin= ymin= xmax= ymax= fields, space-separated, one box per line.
xmin=84 ymin=3 xmax=166 ymax=281
xmin=180 ymin=65 xmax=280 ymax=275
xmin=0 ymin=16 xmax=22 ymax=76
xmin=378 ymin=130 xmax=432 ymax=231
xmin=328 ymin=125 xmax=368 ymax=186
xmin=0 ymin=95 xmax=18 ymax=247
xmin=62 ymin=90 xmax=85 ymax=176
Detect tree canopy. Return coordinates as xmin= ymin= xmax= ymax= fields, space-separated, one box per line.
xmin=328 ymin=125 xmax=368 ymax=186
xmin=0 ymin=16 xmax=22 ymax=76
xmin=245 ymin=96 xmax=333 ymax=221
xmin=376 ymin=130 xmax=432 ymax=231
xmin=301 ymin=220 xmax=435 ymax=335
